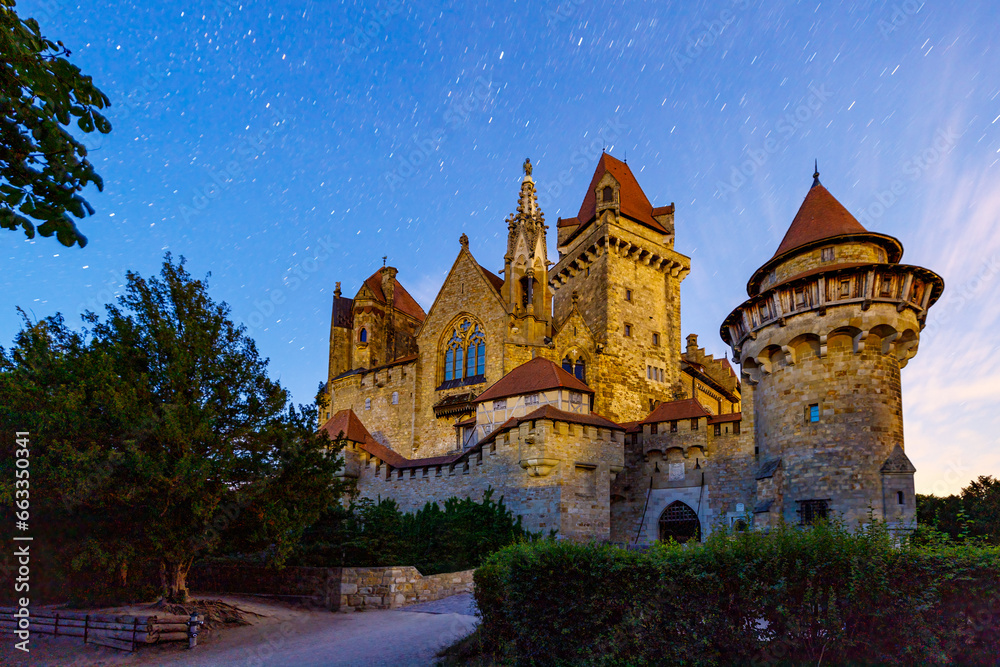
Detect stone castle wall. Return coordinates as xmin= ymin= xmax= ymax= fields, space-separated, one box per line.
xmin=340 ymin=567 xmax=474 ymax=612
xmin=329 ymin=361 xmax=417 ymax=450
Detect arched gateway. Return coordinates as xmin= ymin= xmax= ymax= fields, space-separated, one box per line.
xmin=658 ymin=501 xmax=701 ymax=543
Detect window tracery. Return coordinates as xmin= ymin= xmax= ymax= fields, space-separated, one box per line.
xmin=443 ymin=317 xmax=486 ymax=383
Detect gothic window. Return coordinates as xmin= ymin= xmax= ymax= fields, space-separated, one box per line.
xmin=359 ymin=327 xmax=368 ymax=343
xmin=442 ymin=318 xmax=486 ymax=383
xmin=659 ymin=501 xmax=701 ymax=543
xmin=562 ymin=354 xmax=587 ymax=383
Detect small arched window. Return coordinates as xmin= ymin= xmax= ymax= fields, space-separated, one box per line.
xmin=359 ymin=327 xmax=368 ymax=343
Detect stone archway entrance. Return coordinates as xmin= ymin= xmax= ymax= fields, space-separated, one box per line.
xmin=658 ymin=501 xmax=701 ymax=543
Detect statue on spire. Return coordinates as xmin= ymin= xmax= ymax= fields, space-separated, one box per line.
xmin=523 ymin=157 xmax=532 ymax=177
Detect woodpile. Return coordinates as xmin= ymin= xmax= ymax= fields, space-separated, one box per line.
xmin=0 ymin=606 xmax=204 ymax=652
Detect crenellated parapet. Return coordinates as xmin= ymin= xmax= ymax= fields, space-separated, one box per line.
xmin=722 ymin=261 xmax=944 ymax=377
xmin=549 ymin=232 xmax=689 ymax=290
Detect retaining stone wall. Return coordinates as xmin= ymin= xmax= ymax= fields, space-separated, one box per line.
xmin=339 ymin=567 xmax=475 ymax=612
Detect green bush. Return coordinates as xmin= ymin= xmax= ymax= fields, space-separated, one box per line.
xmin=475 ymin=521 xmax=1000 ymax=666
xmin=291 ymin=489 xmax=542 ymax=574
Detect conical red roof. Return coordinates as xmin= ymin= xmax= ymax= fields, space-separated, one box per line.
xmin=771 ymin=183 xmax=867 ymax=259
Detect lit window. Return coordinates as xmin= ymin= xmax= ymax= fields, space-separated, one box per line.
xmin=443 ymin=318 xmax=486 ymax=383
xmin=364 ymin=398 xmax=371 ymax=410
xmin=821 ymin=247 xmax=834 ymax=262
xmin=359 ymin=327 xmax=368 ymax=343
xmin=493 ymin=399 xmax=506 ymax=411
xmin=391 ymin=391 xmax=399 ymax=405
xmin=525 ymin=393 xmax=539 ymax=406
xmin=806 ymin=404 xmax=819 ymax=423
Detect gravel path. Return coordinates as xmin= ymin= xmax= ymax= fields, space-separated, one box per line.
xmin=0 ymin=594 xmax=480 ymax=667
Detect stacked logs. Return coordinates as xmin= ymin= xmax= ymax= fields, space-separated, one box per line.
xmin=0 ymin=607 xmax=204 ymax=652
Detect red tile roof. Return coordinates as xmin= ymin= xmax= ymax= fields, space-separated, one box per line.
xmin=474 ymin=356 xmax=593 ymax=403
xmin=575 ymin=153 xmax=668 ymax=234
xmin=478 ymin=264 xmax=504 ymax=294
xmin=477 ymin=406 xmax=623 ymax=447
xmin=708 ymin=412 xmax=742 ymax=424
xmin=320 ymin=409 xmax=459 ymax=469
xmin=320 ymin=408 xmax=374 ymax=445
xmin=641 ymin=398 xmax=711 ymax=424
xmin=361 ymin=269 xmax=427 ymax=322
xmin=771 ymin=183 xmax=867 ymax=259
xmin=557 ymin=216 xmax=579 ymax=228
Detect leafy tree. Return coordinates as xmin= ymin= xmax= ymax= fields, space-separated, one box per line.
xmin=0 ymin=255 xmax=348 ymax=602
xmin=1 ymin=0 xmax=111 ymax=247
xmin=917 ymin=475 xmax=1000 ymax=545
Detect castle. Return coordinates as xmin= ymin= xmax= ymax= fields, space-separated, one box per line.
xmin=319 ymin=154 xmax=943 ymax=543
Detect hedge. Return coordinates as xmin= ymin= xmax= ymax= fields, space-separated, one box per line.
xmin=474 ymin=521 xmax=1000 ymax=665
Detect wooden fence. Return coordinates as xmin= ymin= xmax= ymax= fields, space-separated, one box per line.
xmin=0 ymin=607 xmax=203 ymax=652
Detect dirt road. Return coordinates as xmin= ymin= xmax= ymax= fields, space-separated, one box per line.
xmin=0 ymin=594 xmax=479 ymax=667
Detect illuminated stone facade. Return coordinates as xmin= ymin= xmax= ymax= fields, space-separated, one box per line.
xmin=319 ymin=157 xmax=942 ymax=542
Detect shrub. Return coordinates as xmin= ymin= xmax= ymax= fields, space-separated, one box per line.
xmin=475 ymin=521 xmax=1000 ymax=665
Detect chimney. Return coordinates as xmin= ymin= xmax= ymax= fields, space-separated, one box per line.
xmin=380 ymin=266 xmax=397 ymax=305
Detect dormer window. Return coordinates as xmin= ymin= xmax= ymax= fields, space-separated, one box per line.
xmin=603 ymin=185 xmax=614 ymax=203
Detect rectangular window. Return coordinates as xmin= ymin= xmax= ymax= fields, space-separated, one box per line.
xmin=795 ymin=288 xmax=806 ymax=309
xmin=880 ymin=277 xmax=893 ymax=297
xmin=647 ymin=365 xmax=652 ymax=379
xmin=840 ymin=279 xmax=851 ymax=298
xmin=691 ymin=418 xmax=699 ymax=431
xmin=576 ymin=465 xmax=597 ymax=497
xmin=658 ymin=368 xmax=664 ymax=382
xmin=650 ymin=423 xmax=658 ymax=434
xmin=733 ymin=421 xmax=741 ymax=435
xmin=798 ymin=499 xmax=830 ymax=525
xmin=714 ymin=423 xmax=722 ymax=436
xmin=806 ymin=403 xmax=819 ymax=423
xmin=821 ymin=247 xmax=834 ymax=261
xmin=624 ymin=324 xmax=632 ymax=337
xmin=877 ymin=248 xmax=886 ymax=262
xmin=652 ymin=332 xmax=660 ymax=346
xmin=364 ymin=398 xmax=371 ymax=410
xmin=670 ymin=420 xmax=678 ymax=433
xmin=391 ymin=391 xmax=399 ymax=405
xmin=493 ymin=399 xmax=506 ymax=411
xmin=569 ymin=392 xmax=582 ymax=405
xmin=525 ymin=393 xmax=539 ymax=405
xmin=625 ymin=289 xmax=632 ymax=302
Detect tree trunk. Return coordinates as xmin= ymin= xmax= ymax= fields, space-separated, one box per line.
xmin=160 ymin=559 xmax=191 ymax=602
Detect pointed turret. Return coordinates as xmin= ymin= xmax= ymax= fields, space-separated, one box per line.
xmin=501 ymin=158 xmax=552 ymax=336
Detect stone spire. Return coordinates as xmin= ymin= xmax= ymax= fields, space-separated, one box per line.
xmin=501 ymin=157 xmax=552 ymax=333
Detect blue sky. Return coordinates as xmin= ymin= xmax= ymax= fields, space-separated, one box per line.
xmin=3 ymin=0 xmax=998 ymax=494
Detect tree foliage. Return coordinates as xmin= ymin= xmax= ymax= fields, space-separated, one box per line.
xmin=291 ymin=489 xmax=541 ymax=575
xmin=0 ymin=255 xmax=348 ymax=603
xmin=0 ymin=0 xmax=111 ymax=247
xmin=917 ymin=475 xmax=1000 ymax=545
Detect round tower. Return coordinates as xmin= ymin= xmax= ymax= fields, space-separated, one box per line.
xmin=720 ymin=166 xmax=944 ymax=529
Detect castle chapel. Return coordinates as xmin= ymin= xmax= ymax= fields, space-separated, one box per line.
xmin=319 ymin=154 xmax=943 ymax=543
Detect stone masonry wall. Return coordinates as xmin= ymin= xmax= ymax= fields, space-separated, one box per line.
xmin=189 ymin=563 xmax=342 ymax=610
xmin=328 ymin=360 xmax=417 ymax=451
xmin=339 ymin=567 xmax=474 ymax=612
xmin=764 ymin=241 xmax=884 ymax=290
xmin=411 ymin=248 xmax=510 ymax=457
